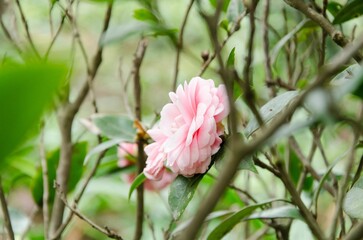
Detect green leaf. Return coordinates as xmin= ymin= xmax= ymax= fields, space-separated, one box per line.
xmin=333 ymin=0 xmax=363 ymax=24
xmin=209 ymin=0 xmax=231 ymax=12
xmin=133 ymin=8 xmax=159 ymax=23
xmin=246 ymin=206 xmax=303 ymax=220
xmin=207 ymin=199 xmax=289 ymax=240
xmin=327 ymin=1 xmax=343 ymax=17
xmin=168 ymin=174 xmax=204 ymax=220
xmin=84 ymin=138 xmax=121 ymax=164
xmin=128 ymin=172 xmax=146 ymax=200
xmin=226 ymin=47 xmax=236 ymax=68
xmin=92 ymin=114 xmax=137 ymax=141
xmin=227 ymin=0 xmax=244 ymax=22
xmin=245 ymin=91 xmax=299 ymax=137
xmin=239 ymin=157 xmax=258 ymax=173
xmin=31 ymin=142 xmax=87 ymax=206
xmin=219 ymin=19 xmax=229 ymax=33
xmin=0 ymin=62 xmax=65 ymax=162
xmin=343 ymin=177 xmax=363 ymax=219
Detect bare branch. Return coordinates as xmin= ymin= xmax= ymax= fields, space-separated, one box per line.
xmin=283 ymin=0 xmax=363 ymax=63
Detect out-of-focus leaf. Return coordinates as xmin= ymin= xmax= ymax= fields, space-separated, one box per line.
xmin=245 ymin=91 xmax=299 ymax=137
xmin=239 ymin=157 xmax=258 ymax=173
xmin=207 ymin=199 xmax=289 ymax=240
xmin=333 ymin=0 xmax=363 ymax=24
xmin=209 ymin=0 xmax=231 ymax=12
xmin=172 ymin=210 xmax=234 ymax=236
xmin=227 ymin=0 xmax=243 ymax=22
xmin=84 ymin=138 xmax=121 ymax=164
xmin=227 ymin=47 xmax=235 ymax=68
xmin=0 ymin=62 xmax=65 ymax=162
xmin=331 ymin=64 xmax=363 ymax=100
xmin=31 ymin=142 xmax=87 ymax=206
xmin=327 ymin=1 xmax=343 ymax=17
xmin=219 ymin=19 xmax=229 ymax=33
xmin=128 ymin=172 xmax=146 ymax=200
xmin=246 ymin=206 xmax=303 ymax=220
xmin=168 ymin=174 xmax=204 ymax=220
xmin=92 ymin=114 xmax=136 ymax=141
xmin=343 ymin=176 xmax=363 ymax=219
xmin=133 ymin=8 xmax=159 ymax=23
xmin=100 ymin=22 xmax=149 ymax=46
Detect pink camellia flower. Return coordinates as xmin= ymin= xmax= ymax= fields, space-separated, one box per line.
xmin=144 ymin=77 xmax=229 ymax=180
xmin=118 ymin=143 xmax=176 ymax=191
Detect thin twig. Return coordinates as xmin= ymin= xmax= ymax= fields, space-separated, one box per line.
xmin=276 ymin=161 xmax=325 ymax=240
xmin=0 ymin=177 xmax=14 ymax=240
xmin=198 ymin=10 xmax=248 ymax=76
xmin=58 ymin=188 xmax=124 ymax=240
xmin=51 ymin=149 xmax=108 ymax=239
xmin=132 ymin=39 xmax=148 ymax=240
xmin=344 ymin=221 xmax=363 ymax=240
xmin=262 ymin=0 xmax=275 ymax=97
xmin=0 ymin=17 xmax=22 ymax=54
xmin=172 ymin=0 xmax=195 ymax=91
xmin=14 ymin=0 xmax=40 ymax=59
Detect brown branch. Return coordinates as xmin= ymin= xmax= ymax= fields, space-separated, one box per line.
xmin=283 ymin=0 xmax=363 ymax=63
xmin=49 ymin=2 xmax=114 ymax=238
xmin=330 ymin=132 xmax=359 ymax=239
xmin=178 ymin=33 xmax=363 ymax=240
xmin=344 ymin=221 xmax=363 ymax=240
xmin=172 ymin=0 xmax=195 ymax=91
xmin=0 ymin=177 xmax=14 ymax=240
xmin=276 ymin=161 xmax=325 ymax=240
xmin=39 ymin=123 xmax=50 ymax=239
xmin=132 ymin=39 xmax=148 ymax=240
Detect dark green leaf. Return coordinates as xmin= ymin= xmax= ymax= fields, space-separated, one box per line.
xmin=245 ymin=91 xmax=299 ymax=137
xmin=333 ymin=0 xmax=363 ymax=24
xmin=327 ymin=1 xmax=343 ymax=17
xmin=133 ymin=8 xmax=159 ymax=23
xmin=0 ymin=62 xmax=65 ymax=161
xmin=343 ymin=177 xmax=363 ymax=219
xmin=226 ymin=47 xmax=235 ymax=68
xmin=246 ymin=206 xmax=302 ymax=220
xmin=168 ymin=174 xmax=204 ymax=220
xmin=31 ymin=142 xmax=87 ymax=206
xmin=92 ymin=114 xmax=136 ymax=141
xmin=128 ymin=172 xmax=146 ymax=200
xmin=227 ymin=0 xmax=244 ymax=22
xmin=207 ymin=199 xmax=289 ymax=240
xmin=219 ymin=19 xmax=229 ymax=33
